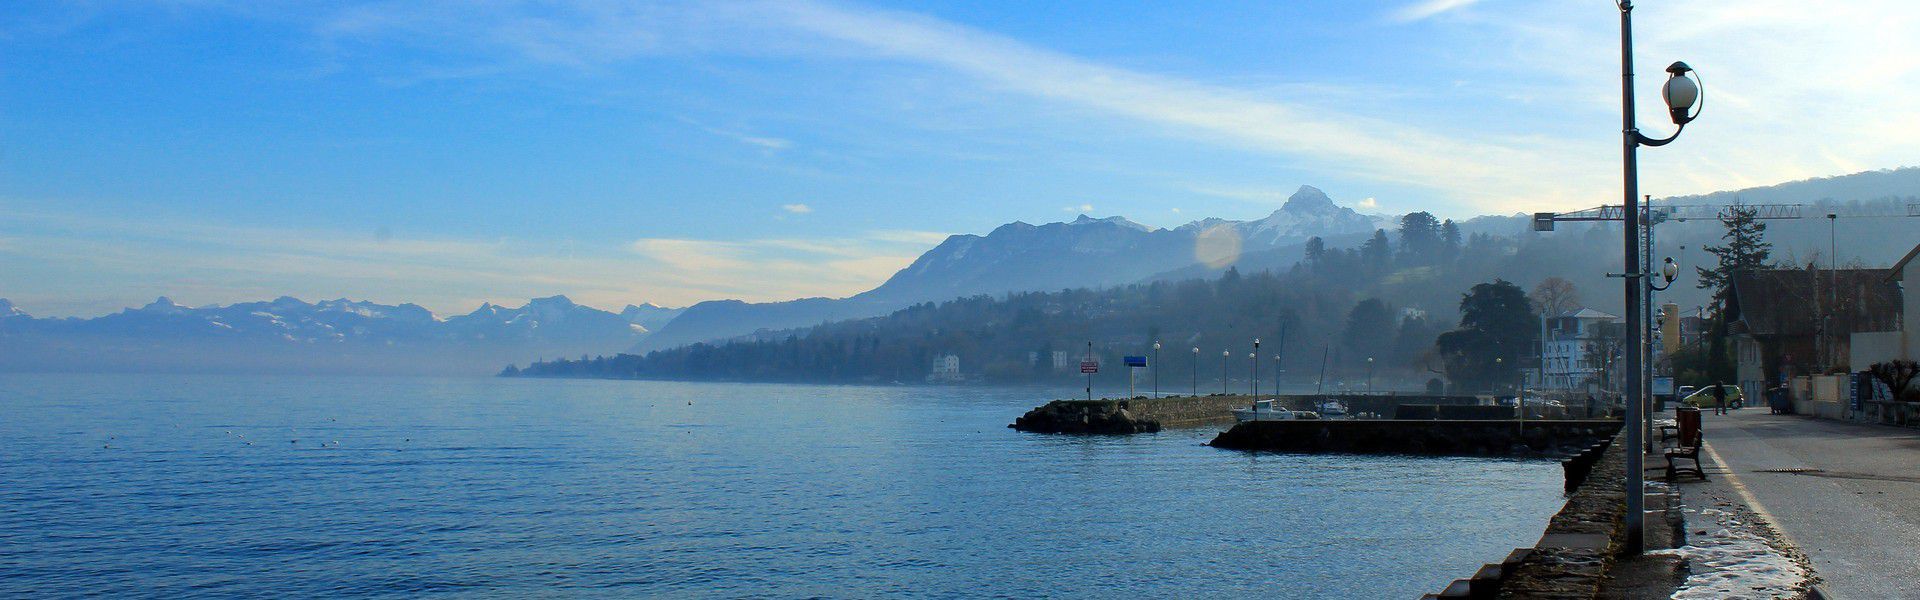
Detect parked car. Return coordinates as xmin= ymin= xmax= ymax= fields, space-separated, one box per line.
xmin=1681 ymin=384 xmax=1744 ymax=409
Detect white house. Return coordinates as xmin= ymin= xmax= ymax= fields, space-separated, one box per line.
xmin=1537 ymin=308 xmax=1622 ymax=391
xmin=928 ymin=354 xmax=962 ymax=382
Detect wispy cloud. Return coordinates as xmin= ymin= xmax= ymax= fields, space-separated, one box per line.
xmin=1061 ymin=203 xmax=1094 ymax=213
xmin=1391 ymin=0 xmax=1483 ymax=23
xmin=780 ymin=203 xmax=812 ymax=214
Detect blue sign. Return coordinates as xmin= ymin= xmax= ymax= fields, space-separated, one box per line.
xmin=1123 ymin=355 xmax=1148 ymax=368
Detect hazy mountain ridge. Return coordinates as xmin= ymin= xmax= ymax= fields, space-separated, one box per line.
xmin=636 ymin=185 xmax=1386 ymax=352
xmin=7 ymin=168 xmax=1917 ymax=375
xmin=0 ymin=295 xmax=656 ymax=375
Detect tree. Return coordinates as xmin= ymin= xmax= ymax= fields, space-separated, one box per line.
xmin=1304 ymin=236 xmax=1326 ymax=266
xmin=1434 ymin=279 xmax=1539 ymax=392
xmin=1361 ymin=229 xmax=1393 ymax=274
xmin=1696 ymin=204 xmax=1773 ymax=312
xmin=1529 ymin=277 xmax=1580 ymax=317
xmin=1342 ymin=298 xmax=1395 ymax=365
xmin=1397 ymin=212 xmax=1442 ymax=265
xmin=1440 ymin=219 xmax=1462 ymax=264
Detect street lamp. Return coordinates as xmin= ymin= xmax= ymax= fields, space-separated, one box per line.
xmin=1252 ymin=338 xmax=1261 ymax=406
xmin=1152 ymin=341 xmax=1162 ymax=398
xmin=1617 ymin=0 xmax=1702 ymax=556
xmin=1222 ymin=349 xmax=1231 ymax=395
xmin=1365 ymin=357 xmax=1375 ymax=393
xmin=1191 ymin=347 xmax=1199 ymax=397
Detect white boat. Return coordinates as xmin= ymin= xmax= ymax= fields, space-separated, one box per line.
xmin=1233 ymin=399 xmax=1309 ymax=422
xmin=1317 ymin=400 xmax=1349 ymax=417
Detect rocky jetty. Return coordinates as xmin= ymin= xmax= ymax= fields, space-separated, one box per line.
xmin=1010 ymin=400 xmax=1162 ymax=434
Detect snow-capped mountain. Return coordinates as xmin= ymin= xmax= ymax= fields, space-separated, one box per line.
xmin=0 ymin=295 xmax=650 ymax=375
xmin=636 ymin=185 xmax=1388 ymax=353
xmin=620 ymin=303 xmax=684 ymax=332
xmin=0 ymin=298 xmax=28 ymax=319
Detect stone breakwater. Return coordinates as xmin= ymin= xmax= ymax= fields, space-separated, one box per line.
xmin=1207 ymin=419 xmax=1622 ymax=458
xmin=1008 ymin=395 xmax=1250 ymax=434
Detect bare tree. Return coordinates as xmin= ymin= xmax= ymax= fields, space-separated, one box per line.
xmin=1530 ymin=277 xmax=1580 ymax=317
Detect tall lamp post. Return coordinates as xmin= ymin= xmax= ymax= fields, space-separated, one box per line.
xmin=1221 ymin=350 xmax=1231 ymax=395
xmin=1191 ymin=347 xmax=1199 ymax=396
xmin=1365 ymin=357 xmax=1375 ymax=393
xmin=1152 ymin=341 xmax=1162 ymax=398
xmin=1617 ymin=0 xmax=1703 ymax=556
xmin=1252 ymin=338 xmax=1261 ymax=406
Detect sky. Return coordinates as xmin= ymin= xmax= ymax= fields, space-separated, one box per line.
xmin=3 ymin=0 xmax=1918 ymax=317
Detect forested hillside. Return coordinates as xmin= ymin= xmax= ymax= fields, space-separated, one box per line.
xmin=509 ymin=213 xmax=1598 ymax=387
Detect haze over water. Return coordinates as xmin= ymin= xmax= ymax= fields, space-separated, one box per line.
xmin=2 ymin=375 xmax=1565 ymax=598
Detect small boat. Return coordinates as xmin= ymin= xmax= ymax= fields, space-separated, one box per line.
xmin=1233 ymin=399 xmax=1308 ymax=422
xmin=1317 ymin=400 xmax=1349 ymax=417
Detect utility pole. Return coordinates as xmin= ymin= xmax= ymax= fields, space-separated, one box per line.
xmin=1085 ymin=341 xmax=1094 ymax=402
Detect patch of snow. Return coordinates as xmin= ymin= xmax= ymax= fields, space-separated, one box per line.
xmin=1650 ymin=507 xmax=1810 ymax=599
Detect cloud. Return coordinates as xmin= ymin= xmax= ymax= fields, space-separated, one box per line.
xmin=1391 ymin=0 xmax=1483 ymax=23
xmin=865 ymin=229 xmax=953 ymax=244
xmin=780 ymin=203 xmax=812 ymax=214
xmin=1062 ymin=203 xmax=1094 ymax=212
xmin=0 ymin=207 xmax=943 ymax=318
xmin=1355 ymin=197 xmax=1380 ymax=209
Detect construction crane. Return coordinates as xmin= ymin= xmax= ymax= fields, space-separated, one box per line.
xmin=1531 ymin=199 xmax=1919 ymax=453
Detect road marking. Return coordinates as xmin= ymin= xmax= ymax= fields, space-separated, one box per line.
xmin=1703 ymin=441 xmax=1828 ymax=597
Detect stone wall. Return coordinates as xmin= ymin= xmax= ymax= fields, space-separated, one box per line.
xmin=1421 ymin=432 xmax=1650 ymax=599
xmin=1009 ymin=394 xmax=1249 ymax=434
xmin=1207 ymin=420 xmax=1621 ymax=457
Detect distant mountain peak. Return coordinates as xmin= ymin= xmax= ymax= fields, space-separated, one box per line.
xmin=1280 ymin=185 xmax=1337 ymax=213
xmin=1069 ymin=214 xmax=1154 ymax=232
xmin=527 ymin=295 xmax=575 ymax=307
xmin=137 ymin=296 xmax=189 ymax=314
xmin=0 ymin=298 xmax=25 ymax=318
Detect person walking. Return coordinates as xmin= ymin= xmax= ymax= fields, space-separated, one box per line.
xmin=1712 ymin=382 xmax=1728 ymax=416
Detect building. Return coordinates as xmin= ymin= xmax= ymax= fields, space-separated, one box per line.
xmin=1051 ymin=350 xmax=1072 ymax=372
xmin=928 ymin=354 xmax=962 ymax=383
xmin=1727 ymin=266 xmax=1902 ymax=401
xmin=1850 ymin=243 xmax=1917 ymax=368
xmin=1537 ymin=308 xmax=1622 ymax=391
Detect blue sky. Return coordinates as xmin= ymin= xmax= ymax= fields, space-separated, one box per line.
xmin=4 ymin=0 xmax=1917 ymax=317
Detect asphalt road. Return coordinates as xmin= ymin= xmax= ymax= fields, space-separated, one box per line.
xmin=1700 ymin=409 xmax=1920 ymax=599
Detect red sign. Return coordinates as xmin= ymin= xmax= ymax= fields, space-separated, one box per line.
xmin=1080 ymin=361 xmax=1099 ymax=374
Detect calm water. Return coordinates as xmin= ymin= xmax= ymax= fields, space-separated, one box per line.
xmin=0 ymin=374 xmax=1566 ymax=598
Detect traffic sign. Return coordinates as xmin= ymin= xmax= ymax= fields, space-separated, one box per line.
xmin=1123 ymin=356 xmax=1147 ymax=368
xmin=1080 ymin=361 xmax=1099 ymax=374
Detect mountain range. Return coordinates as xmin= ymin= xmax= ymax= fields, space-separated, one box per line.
xmin=6 ymin=168 xmax=1918 ymax=375
xmin=635 ymin=185 xmax=1386 ymax=351
xmin=0 ymin=295 xmax=678 ymax=375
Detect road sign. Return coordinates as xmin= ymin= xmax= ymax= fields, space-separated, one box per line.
xmin=1080 ymin=361 xmax=1099 ymax=374
xmin=1123 ymin=356 xmax=1147 ymax=368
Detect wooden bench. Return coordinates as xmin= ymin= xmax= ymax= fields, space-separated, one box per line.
xmin=1665 ymin=408 xmax=1706 ymax=481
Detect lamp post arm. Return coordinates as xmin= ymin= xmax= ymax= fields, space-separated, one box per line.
xmin=1633 ymin=123 xmax=1686 ymax=147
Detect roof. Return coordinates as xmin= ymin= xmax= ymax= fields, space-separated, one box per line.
xmin=1889 ymin=243 xmax=1920 ymax=282
xmin=1550 ymin=307 xmax=1620 ymax=321
xmin=1728 ymin=267 xmax=1902 ymax=338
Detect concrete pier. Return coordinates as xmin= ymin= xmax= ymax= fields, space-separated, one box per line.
xmin=1208 ymin=419 xmax=1622 ymax=458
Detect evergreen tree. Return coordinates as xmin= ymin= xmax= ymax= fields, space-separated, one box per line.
xmin=1434 ymin=279 xmax=1539 ymax=392
xmin=1304 ymin=236 xmax=1326 ymax=267
xmin=1361 ymin=229 xmax=1393 ymax=274
xmin=1696 ymin=204 xmax=1773 ymax=312
xmin=1440 ymin=219 xmax=1462 ymax=263
xmin=1397 ymin=212 xmax=1442 ymax=265
xmin=1342 ymin=298 xmax=1395 ymax=365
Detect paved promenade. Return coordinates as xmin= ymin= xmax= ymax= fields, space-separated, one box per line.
xmin=1700 ymin=409 xmax=1920 ymax=599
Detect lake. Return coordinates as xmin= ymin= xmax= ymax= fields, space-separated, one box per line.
xmin=0 ymin=374 xmax=1566 ymax=598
